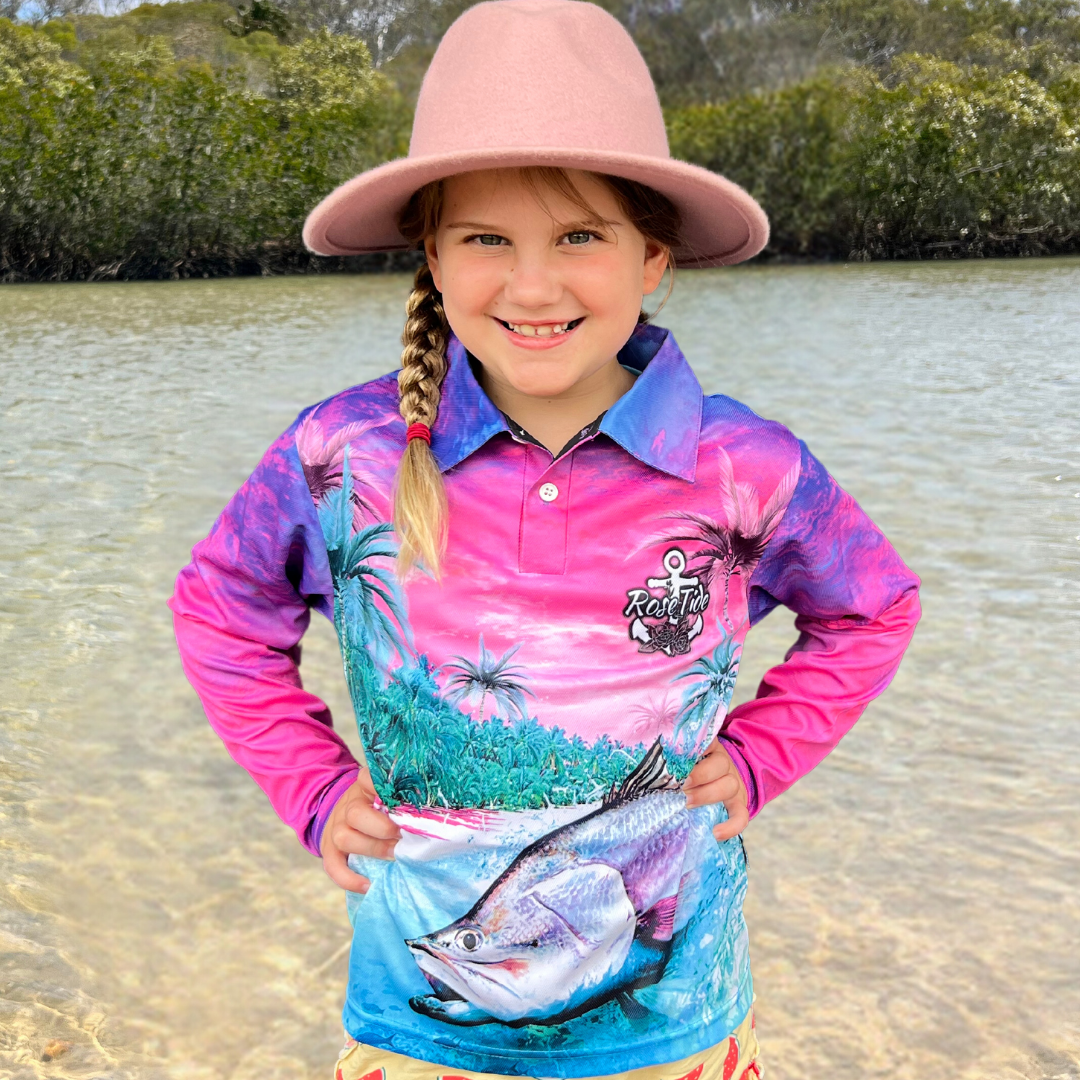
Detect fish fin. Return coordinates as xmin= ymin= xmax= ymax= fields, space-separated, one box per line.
xmin=409 ymin=994 xmax=494 ymax=1026
xmin=616 ymin=990 xmax=650 ymax=1021
xmin=530 ymin=863 xmax=635 ymax=946
xmin=637 ymin=894 xmax=679 ymax=942
xmin=604 ymin=739 xmax=678 ymax=806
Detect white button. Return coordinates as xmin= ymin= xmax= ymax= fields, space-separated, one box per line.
xmin=538 ymin=483 xmax=559 ymax=502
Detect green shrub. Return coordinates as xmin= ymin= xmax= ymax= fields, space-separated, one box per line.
xmin=668 ymin=55 xmax=1080 ymax=259
xmin=849 ymin=56 xmax=1080 ymax=256
xmin=0 ymin=15 xmax=84 ymax=91
xmin=0 ymin=18 xmax=408 ymax=279
xmin=668 ymin=74 xmax=858 ymax=258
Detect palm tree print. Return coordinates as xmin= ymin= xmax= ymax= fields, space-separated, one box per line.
xmin=296 ymin=413 xmax=380 ymax=529
xmin=357 ymin=654 xmax=654 ymax=808
xmin=628 ymin=693 xmax=680 ymax=742
xmin=672 ymin=626 xmax=741 ymax=752
xmin=664 ymin=447 xmax=799 ymax=631
xmin=442 ymin=635 xmax=535 ymax=724
xmin=318 ymin=448 xmax=410 ymax=670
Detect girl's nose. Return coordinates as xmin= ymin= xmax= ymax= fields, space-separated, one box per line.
xmin=501 ymin=252 xmax=563 ymax=309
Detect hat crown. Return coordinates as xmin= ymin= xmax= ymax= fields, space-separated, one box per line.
xmin=410 ymin=0 xmax=670 ymax=160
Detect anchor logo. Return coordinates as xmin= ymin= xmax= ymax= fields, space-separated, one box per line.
xmin=623 ymin=548 xmax=709 ymax=657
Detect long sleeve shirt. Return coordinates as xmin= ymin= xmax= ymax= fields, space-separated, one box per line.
xmin=170 ymin=323 xmax=919 ymax=1076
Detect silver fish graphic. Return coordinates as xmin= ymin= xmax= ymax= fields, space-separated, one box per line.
xmin=405 ymin=741 xmax=689 ymax=1027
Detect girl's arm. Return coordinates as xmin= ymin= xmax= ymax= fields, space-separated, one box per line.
xmin=169 ymin=425 xmax=361 ymax=856
xmin=717 ymin=442 xmax=922 ymax=818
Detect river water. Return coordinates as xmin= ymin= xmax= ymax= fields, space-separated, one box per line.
xmin=1 ymin=262 xmax=1078 ymax=1080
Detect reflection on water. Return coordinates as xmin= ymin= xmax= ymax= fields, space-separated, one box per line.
xmin=1 ymin=263 xmax=1078 ymax=1079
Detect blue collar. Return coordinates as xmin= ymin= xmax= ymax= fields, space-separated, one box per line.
xmin=431 ymin=323 xmax=703 ymax=482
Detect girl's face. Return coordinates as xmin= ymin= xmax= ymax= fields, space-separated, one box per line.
xmin=425 ymin=169 xmax=669 ymax=401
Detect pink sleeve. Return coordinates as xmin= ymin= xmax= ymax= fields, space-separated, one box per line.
xmin=169 ymin=420 xmax=360 ymax=855
xmin=719 ymin=589 xmax=920 ymax=816
xmin=718 ymin=443 xmax=921 ymax=816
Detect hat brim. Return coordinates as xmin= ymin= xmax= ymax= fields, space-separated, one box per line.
xmin=302 ymin=148 xmax=769 ymax=269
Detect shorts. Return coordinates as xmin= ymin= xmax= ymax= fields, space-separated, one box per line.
xmin=334 ymin=1009 xmax=760 ymax=1080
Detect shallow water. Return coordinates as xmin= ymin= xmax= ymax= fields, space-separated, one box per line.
xmin=1 ymin=261 xmax=1078 ymax=1080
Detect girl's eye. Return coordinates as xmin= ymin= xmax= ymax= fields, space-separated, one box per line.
xmin=564 ymin=231 xmax=594 ymax=246
xmin=472 ymin=234 xmax=506 ymax=247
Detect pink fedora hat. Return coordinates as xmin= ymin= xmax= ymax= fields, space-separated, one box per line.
xmin=302 ymin=0 xmax=769 ymax=267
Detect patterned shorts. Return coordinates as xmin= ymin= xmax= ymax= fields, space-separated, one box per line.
xmin=335 ymin=1010 xmax=760 ymax=1080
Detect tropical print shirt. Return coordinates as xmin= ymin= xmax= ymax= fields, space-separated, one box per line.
xmin=171 ymin=323 xmax=920 ymax=1077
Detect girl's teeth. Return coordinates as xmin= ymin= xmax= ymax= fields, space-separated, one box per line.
xmin=508 ymin=322 xmax=573 ymax=336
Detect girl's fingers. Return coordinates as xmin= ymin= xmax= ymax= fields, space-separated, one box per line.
xmin=713 ymin=798 xmax=750 ymax=842
xmin=681 ymin=740 xmax=749 ymax=838
xmin=684 ymin=746 xmax=734 ymax=788
xmin=344 ymin=800 xmax=402 ymax=841
xmin=684 ymin=771 xmax=741 ymax=809
xmin=323 ymin=843 xmax=371 ymax=894
xmin=319 ymin=772 xmax=397 ymax=894
xmin=331 ymin=820 xmax=399 ymax=860
xmin=683 ymin=760 xmax=733 ymax=796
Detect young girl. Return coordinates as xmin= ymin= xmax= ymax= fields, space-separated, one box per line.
xmin=171 ymin=2 xmax=921 ymax=1078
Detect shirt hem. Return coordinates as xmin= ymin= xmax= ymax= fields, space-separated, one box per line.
xmin=341 ymin=995 xmax=754 ymax=1078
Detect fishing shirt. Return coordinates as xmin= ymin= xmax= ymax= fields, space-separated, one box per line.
xmin=171 ymin=323 xmax=920 ymax=1077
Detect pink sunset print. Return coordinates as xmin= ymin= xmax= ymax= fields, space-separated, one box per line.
xmin=170 ymin=323 xmax=919 ymax=831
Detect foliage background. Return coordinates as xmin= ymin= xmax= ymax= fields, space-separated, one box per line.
xmin=1 ymin=0 xmax=1078 ymax=279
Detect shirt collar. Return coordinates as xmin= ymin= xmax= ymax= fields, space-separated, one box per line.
xmin=431 ymin=324 xmax=703 ymax=481
xmin=430 ymin=335 xmax=509 ymax=472
xmin=602 ymin=323 xmax=702 ymax=482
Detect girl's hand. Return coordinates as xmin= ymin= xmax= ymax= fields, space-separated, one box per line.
xmin=683 ymin=739 xmax=749 ymax=842
xmin=321 ymin=768 xmax=401 ymax=893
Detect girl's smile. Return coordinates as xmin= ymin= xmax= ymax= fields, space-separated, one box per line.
xmin=493 ymin=315 xmax=586 ymax=348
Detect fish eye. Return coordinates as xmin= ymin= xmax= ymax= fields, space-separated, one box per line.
xmin=455 ymin=928 xmax=484 ymax=952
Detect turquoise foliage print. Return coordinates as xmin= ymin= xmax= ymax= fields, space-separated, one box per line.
xmin=673 ymin=627 xmax=741 ymax=751
xmin=315 ymin=445 xmax=744 ymax=810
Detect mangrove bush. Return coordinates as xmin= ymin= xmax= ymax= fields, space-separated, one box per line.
xmin=668 ymin=57 xmax=1080 ymax=259
xmin=0 ymin=11 xmax=411 ymax=278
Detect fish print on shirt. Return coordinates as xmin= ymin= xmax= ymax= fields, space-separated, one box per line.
xmin=406 ymin=742 xmax=688 ymax=1027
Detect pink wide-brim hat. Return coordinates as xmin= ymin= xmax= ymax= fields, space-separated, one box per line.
xmin=302 ymin=0 xmax=769 ymax=268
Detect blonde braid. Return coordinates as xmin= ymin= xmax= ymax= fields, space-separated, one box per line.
xmin=394 ymin=262 xmax=450 ymax=577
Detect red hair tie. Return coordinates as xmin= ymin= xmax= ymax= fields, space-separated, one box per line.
xmin=405 ymin=422 xmax=432 ymax=445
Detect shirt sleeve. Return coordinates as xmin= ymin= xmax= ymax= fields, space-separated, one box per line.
xmin=717 ymin=441 xmax=921 ymax=817
xmin=168 ymin=421 xmax=360 ymax=856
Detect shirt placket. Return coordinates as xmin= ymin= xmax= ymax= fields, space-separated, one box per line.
xmin=518 ymin=443 xmax=574 ymax=575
